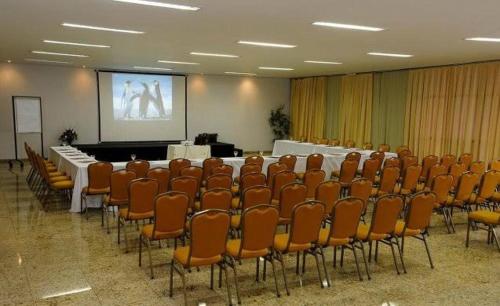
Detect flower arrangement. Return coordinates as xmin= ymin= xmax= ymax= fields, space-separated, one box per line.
xmin=59 ymin=128 xmax=78 ymax=145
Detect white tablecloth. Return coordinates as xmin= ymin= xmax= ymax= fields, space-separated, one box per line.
xmin=273 ymin=140 xmax=354 ymax=156
xmin=167 ymin=145 xmax=211 ymax=160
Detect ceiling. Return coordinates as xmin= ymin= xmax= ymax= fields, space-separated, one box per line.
xmin=1 ymin=0 xmax=500 ymax=78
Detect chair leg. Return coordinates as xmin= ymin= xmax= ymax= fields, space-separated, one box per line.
xmin=394 ymin=236 xmax=407 ymax=274
xmin=255 ymin=257 xmax=260 ymax=281
xmin=276 ymin=251 xmax=290 ymax=296
xmin=180 ymin=267 xmax=188 ymax=306
xmin=374 ymin=241 xmax=379 ymax=262
xmin=388 ymin=239 xmax=401 ymax=275
xmin=295 ymin=252 xmax=300 ymax=275
xmin=340 ymin=246 xmax=345 ymax=267
xmin=123 ymin=220 xmax=130 ymax=253
xmin=117 ymin=216 xmax=121 ymax=244
xmin=491 ymin=227 xmax=500 ymax=252
xmin=146 ymin=238 xmax=154 ymax=279
xmin=421 ymin=234 xmax=435 ymax=269
xmin=312 ymin=250 xmax=324 ymax=288
xmin=169 ymin=260 xmax=174 ymax=297
xmin=139 ymin=234 xmax=143 ymax=266
xmin=318 ymin=246 xmax=330 ymax=287
xmin=229 ymin=257 xmax=241 ymax=304
xmin=105 ymin=205 xmax=111 ymax=234
xmin=368 ymin=241 xmax=372 ymax=263
xmin=301 ymin=251 xmax=306 ymax=274
xmin=358 ymin=241 xmax=371 ymax=280
xmin=210 ymin=264 xmax=214 ymax=290
xmin=333 ymin=246 xmax=337 ymax=267
xmin=268 ymin=255 xmax=281 ymax=297
xmin=466 ymin=220 xmax=471 ymax=247
xmin=222 ymin=264 xmax=233 ymax=306
xmin=351 ymin=245 xmax=363 ymax=281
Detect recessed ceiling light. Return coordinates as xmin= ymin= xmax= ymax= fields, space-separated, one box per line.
xmin=190 ymin=52 xmax=239 ymax=58
xmin=113 ymin=0 xmax=199 ymax=10
xmin=313 ymin=21 xmax=384 ymax=32
xmin=7 ymin=60 xmax=12 ymax=63
xmin=32 ymin=51 xmax=89 ymax=58
xmin=368 ymin=52 xmax=413 ymax=58
xmin=62 ymin=22 xmax=144 ymax=34
xmin=237 ymin=41 xmax=296 ymax=48
xmin=25 ymin=58 xmax=71 ymax=64
xmin=157 ymin=60 xmax=199 ymax=65
xmin=43 ymin=40 xmax=111 ymax=48
xmin=305 ymin=60 xmax=342 ymax=65
xmin=259 ymin=67 xmax=294 ymax=71
xmin=133 ymin=66 xmax=172 ymax=71
xmin=465 ymin=37 xmax=500 ymax=42
xmin=82 ymin=65 xmax=86 ymax=68
xmin=224 ymin=72 xmax=257 ymax=76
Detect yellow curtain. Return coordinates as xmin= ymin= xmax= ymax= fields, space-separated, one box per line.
xmin=404 ymin=61 xmax=500 ymax=161
xmin=290 ymin=77 xmax=326 ymax=141
xmin=339 ymin=73 xmax=373 ymax=146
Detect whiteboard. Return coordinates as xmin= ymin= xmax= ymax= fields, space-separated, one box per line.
xmin=14 ymin=97 xmax=42 ymax=133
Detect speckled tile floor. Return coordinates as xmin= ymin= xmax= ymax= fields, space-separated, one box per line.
xmin=0 ymin=163 xmax=499 ymax=306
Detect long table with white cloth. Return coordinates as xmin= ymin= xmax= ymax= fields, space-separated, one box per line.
xmin=49 ymin=144 xmax=396 ymax=213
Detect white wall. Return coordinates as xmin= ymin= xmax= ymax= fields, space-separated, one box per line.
xmin=0 ymin=63 xmax=290 ymax=159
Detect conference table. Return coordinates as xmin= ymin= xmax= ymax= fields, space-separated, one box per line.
xmin=273 ymin=139 xmax=360 ymax=156
xmin=49 ymin=144 xmax=396 ymax=213
xmin=166 ymin=144 xmax=211 ymax=160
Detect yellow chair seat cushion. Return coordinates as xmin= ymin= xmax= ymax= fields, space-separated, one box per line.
xmin=49 ymin=175 xmax=70 ymax=183
xmin=48 ymin=171 xmax=65 ymax=177
xmin=231 ymin=197 xmax=240 ymax=209
xmin=445 ymin=195 xmax=464 ymax=207
xmin=278 ymin=217 xmax=291 ymax=225
xmin=174 ymin=246 xmax=222 ymax=267
xmin=331 ymin=171 xmax=340 ymax=178
xmin=46 ymin=166 xmax=57 ymax=171
xmin=492 ymin=192 xmax=500 ymax=202
xmin=103 ymin=194 xmax=128 ymax=206
xmin=273 ymin=233 xmax=311 ymax=252
xmin=356 ymin=223 xmax=388 ymax=241
xmin=226 ymin=239 xmax=269 ymax=259
xmin=468 ymin=210 xmax=500 ymax=225
xmin=51 ymin=180 xmax=74 ymax=189
xmin=82 ymin=186 xmax=110 ymax=195
xmin=394 ymin=220 xmax=421 ymax=237
xmin=318 ymin=228 xmax=350 ymax=246
xmin=119 ymin=208 xmax=153 ymax=220
xmin=271 ymin=199 xmax=279 ymax=206
xmin=142 ymin=224 xmax=183 ymax=240
xmin=394 ymin=185 xmax=412 ymax=195
xmin=296 ymin=172 xmax=305 ymax=180
xmin=230 ymin=215 xmax=241 ymax=229
xmin=231 ymin=185 xmax=239 ymax=195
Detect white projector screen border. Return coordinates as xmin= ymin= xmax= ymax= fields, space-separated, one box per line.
xmin=96 ymin=70 xmax=187 ymax=142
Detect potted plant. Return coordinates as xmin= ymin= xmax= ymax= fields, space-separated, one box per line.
xmin=268 ymin=105 xmax=290 ymax=141
xmin=59 ymin=128 xmax=78 ymax=145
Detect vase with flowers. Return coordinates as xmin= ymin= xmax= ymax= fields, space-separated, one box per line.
xmin=59 ymin=128 xmax=78 ymax=146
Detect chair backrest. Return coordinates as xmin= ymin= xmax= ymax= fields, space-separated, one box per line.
xmin=378 ymin=144 xmax=390 ymax=152
xmin=152 ymin=192 xmax=189 ymax=239
xmin=212 ymin=164 xmax=234 ymax=176
xmin=344 ymin=140 xmax=356 ymax=148
xmin=279 ymin=183 xmax=307 ymax=220
xmin=404 ymin=191 xmax=436 ymax=231
xmin=239 ymin=205 xmax=279 ymax=255
xmin=170 ymin=176 xmax=198 ymax=209
xmin=431 ymin=174 xmax=454 ymax=204
xmin=395 ymin=145 xmax=410 ymax=154
xmin=202 ymin=157 xmax=224 ymax=181
xmin=146 ymin=167 xmax=170 ymax=193
xmin=188 ymin=210 xmax=230 ymax=265
xmin=329 ymin=139 xmax=340 ymax=146
xmin=361 ymin=158 xmax=379 ymax=182
xmin=169 ymin=158 xmax=191 ymax=178
xmin=241 ymin=185 xmax=272 ymax=210
xmin=109 ymin=170 xmax=137 ymax=203
xmin=35 ymin=154 xmax=50 ymax=181
xmin=267 ymin=162 xmax=288 ymax=187
xmin=287 ymin=201 xmax=325 ymax=248
xmin=240 ymin=172 xmax=267 ymax=192
xmin=126 ymin=160 xmax=150 ymax=178
xmin=369 ymin=195 xmax=404 ymax=236
xmin=370 ymin=151 xmax=385 ymax=170
xmin=326 ymin=197 xmax=364 ymax=242
xmin=384 ymin=157 xmax=401 ymax=169
xmin=303 ymin=169 xmax=326 ymax=198
xmin=349 ymin=178 xmax=373 ymax=214
xmin=306 ymin=153 xmax=324 ymax=171
xmin=339 ymin=159 xmax=359 ymax=184
xmin=426 ymin=164 xmax=447 ymax=187
xmin=458 ymin=153 xmax=473 ymax=169
xmin=477 ymin=170 xmax=500 ymax=200
xmin=199 ymin=188 xmax=232 ymax=211
xmin=180 ymin=166 xmax=203 ymax=191
xmin=272 ymin=170 xmax=297 ymax=200
xmin=421 ymin=155 xmax=439 ymax=179
xmin=440 ymin=154 xmax=457 ymax=171
xmin=379 ymin=166 xmax=400 ymax=194
xmin=363 ymin=143 xmax=373 ymax=150
xmin=469 ymin=161 xmax=486 ymax=175
xmin=401 ymin=165 xmax=422 ymax=192
xmin=454 ymin=172 xmax=479 ymax=202
xmin=206 ymin=174 xmax=233 ymax=190
xmin=315 ymin=180 xmax=341 ymax=215
xmin=87 ymin=161 xmax=113 ymax=191
xmin=127 ymin=178 xmax=159 ymax=216
xmin=449 ymin=163 xmax=467 ymax=189
xmin=279 ymin=154 xmax=297 ymax=171
xmin=345 ymin=151 xmax=361 ymax=162
xmin=490 ymin=160 xmax=500 ymax=171
xmin=240 ymin=163 xmax=262 ymax=177
xmin=397 ymin=149 xmax=412 ymax=160
xmin=401 ymin=155 xmax=418 ymax=172
xmin=245 ymin=155 xmax=264 ymax=167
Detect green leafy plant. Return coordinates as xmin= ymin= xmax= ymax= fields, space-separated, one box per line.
xmin=268 ymin=105 xmax=290 ymax=141
xmin=59 ymin=128 xmax=78 ymax=145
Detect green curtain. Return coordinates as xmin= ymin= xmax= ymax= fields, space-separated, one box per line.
xmin=371 ymin=70 xmax=408 ymax=150
xmin=324 ymin=76 xmax=341 ymax=139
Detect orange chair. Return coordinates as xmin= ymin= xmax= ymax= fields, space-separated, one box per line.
xmin=332 ymin=159 xmax=359 ymax=188
xmin=245 ymin=155 xmax=264 ymax=167
xmin=344 ymin=140 xmax=356 ymax=148
xmin=395 ymin=145 xmax=410 ymax=154
xmin=395 ymin=165 xmax=422 ymax=196
xmin=444 ymin=172 xmax=480 ymax=233
xmin=356 ymin=195 xmax=405 ymax=274
xmin=81 ymin=161 xmax=113 ymax=221
xmin=350 ymin=178 xmax=373 ymax=221
xmin=359 ymin=158 xmax=379 ymax=183
xmin=449 ymin=163 xmax=467 ymax=190
xmin=303 ymin=169 xmax=326 ymax=198
xmin=170 ymin=176 xmax=198 ymax=212
xmin=273 ymin=201 xmax=326 ymax=294
xmin=425 ymin=164 xmax=447 ymax=188
xmin=489 ymin=160 xmax=500 ymax=171
xmin=397 ymin=149 xmax=412 ymax=161
xmin=204 ymin=173 xmax=233 ymax=191
xmin=126 ymin=160 xmax=150 ymax=178
xmin=470 ymin=170 xmax=500 ymax=210
xmin=466 ymin=210 xmax=500 ymax=251
xmin=35 ymin=154 xmax=74 ymax=210
xmin=169 ymin=158 xmax=191 ymax=179
xmin=139 ymin=192 xmax=189 ymax=278
xmin=118 ymin=178 xmax=159 ymax=252
xmin=458 ymin=153 xmax=473 ymax=169
xmin=146 ymin=167 xmax=170 ymax=193
xmin=230 ymin=185 xmax=272 ymax=232
xmin=225 ymin=205 xmax=281 ymax=302
xmin=346 ymin=151 xmax=362 ymax=162
xmin=384 ymin=157 xmax=401 ymax=169
xmin=169 ymin=210 xmax=232 ymax=305
xmin=297 ymin=154 xmax=324 ymax=180
xmin=103 ymin=170 xmax=137 ymax=233
xmin=240 ymin=172 xmax=267 ymax=192
xmin=212 ymin=164 xmax=234 ymax=177
xmin=395 ymin=191 xmax=436 ymax=269
xmin=197 ymin=188 xmax=232 ymax=211
xmin=431 ymin=174 xmax=454 ymax=233
xmin=271 ymin=170 xmax=296 ymax=202
xmin=470 ymin=161 xmax=486 ymax=175
xmin=279 ymin=154 xmax=297 ymax=171
xmin=180 ymin=166 xmax=203 ymax=190
xmin=240 ymin=163 xmax=262 ymax=177
xmin=440 ymin=154 xmax=457 ymax=171
xmin=372 ymin=166 xmax=400 ymax=197
xmin=363 ymin=142 xmax=373 ymax=150
xmin=329 ymin=139 xmax=341 ymax=146
xmin=266 ymin=162 xmax=288 ymax=187
xmin=420 ymin=155 xmax=439 ymax=182
xmin=401 ymin=155 xmax=418 ymax=173
xmin=202 ymin=157 xmax=223 ymax=183
xmin=370 ymin=151 xmax=385 ymax=171
xmin=277 ymin=183 xmax=307 ymax=226
xmin=378 ymin=144 xmax=390 ymax=152
xmin=315 ymin=180 xmax=342 ymax=217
